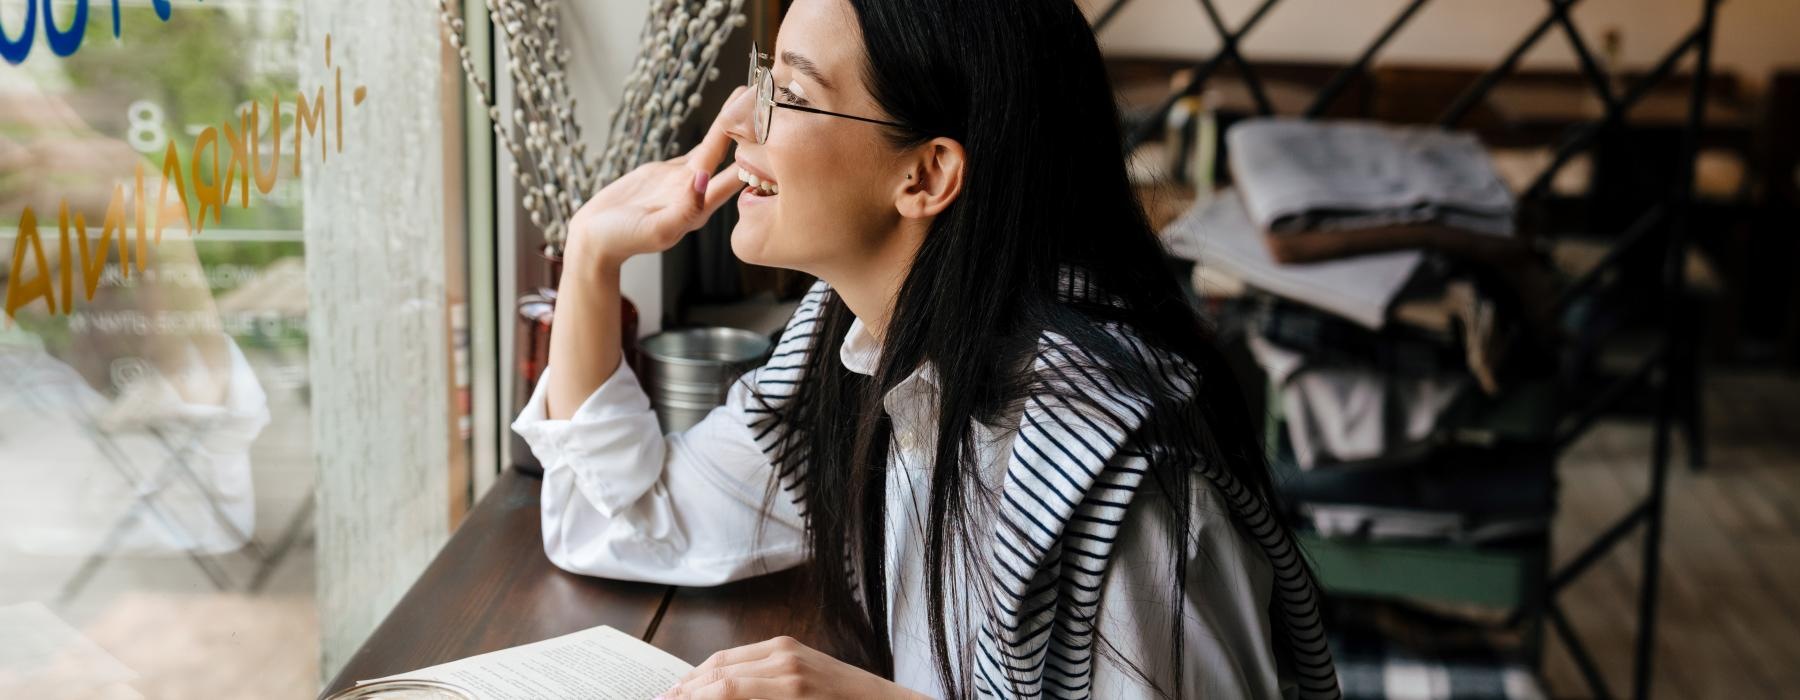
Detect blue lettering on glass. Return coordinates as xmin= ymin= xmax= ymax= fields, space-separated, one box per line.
xmin=0 ymin=0 xmax=180 ymax=65
xmin=43 ymin=0 xmax=88 ymax=58
xmin=0 ymin=0 xmax=37 ymax=65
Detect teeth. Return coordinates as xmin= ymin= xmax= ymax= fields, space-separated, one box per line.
xmin=736 ymin=168 xmax=778 ymax=195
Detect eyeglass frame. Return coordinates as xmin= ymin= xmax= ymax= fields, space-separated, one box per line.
xmin=747 ymin=41 xmax=912 ymax=144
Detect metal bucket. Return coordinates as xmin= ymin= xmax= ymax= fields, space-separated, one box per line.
xmin=638 ymin=327 xmax=773 ymax=433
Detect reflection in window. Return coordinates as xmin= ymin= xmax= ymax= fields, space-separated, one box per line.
xmin=2 ymin=1 xmax=321 ymax=695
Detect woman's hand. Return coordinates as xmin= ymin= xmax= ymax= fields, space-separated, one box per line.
xmin=657 ymin=636 xmax=930 ymax=700
xmin=542 ymin=86 xmax=745 ymax=419
xmin=564 ymin=85 xmax=748 ymax=270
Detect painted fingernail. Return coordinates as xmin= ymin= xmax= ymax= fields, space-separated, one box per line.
xmin=693 ymin=170 xmax=709 ymax=194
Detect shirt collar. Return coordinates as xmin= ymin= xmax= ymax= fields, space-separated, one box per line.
xmin=838 ymin=314 xmax=939 ymax=390
xmin=835 ymin=262 xmax=1116 ymax=393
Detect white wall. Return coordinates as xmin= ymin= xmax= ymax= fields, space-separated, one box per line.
xmin=1081 ymin=0 xmax=1799 ymax=86
xmin=561 ymin=0 xmax=664 ymax=336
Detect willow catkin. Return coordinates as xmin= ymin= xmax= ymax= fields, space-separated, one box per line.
xmin=437 ymin=0 xmax=744 ymax=251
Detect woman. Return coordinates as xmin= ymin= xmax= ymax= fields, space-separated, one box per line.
xmin=512 ymin=1 xmax=1338 ymax=698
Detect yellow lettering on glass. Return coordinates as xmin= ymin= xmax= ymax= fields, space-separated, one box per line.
xmin=5 ymin=33 xmax=369 ymax=323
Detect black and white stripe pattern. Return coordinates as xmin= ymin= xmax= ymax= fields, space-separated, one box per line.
xmin=740 ymin=273 xmax=1340 ymax=699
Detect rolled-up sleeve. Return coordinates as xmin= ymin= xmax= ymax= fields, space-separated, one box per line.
xmin=511 ymin=358 xmax=806 ymax=586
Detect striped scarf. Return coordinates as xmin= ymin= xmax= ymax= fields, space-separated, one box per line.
xmin=740 ymin=274 xmax=1339 ymax=699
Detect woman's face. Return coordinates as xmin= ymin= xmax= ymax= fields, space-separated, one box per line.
xmin=722 ymin=0 xmax=910 ymax=275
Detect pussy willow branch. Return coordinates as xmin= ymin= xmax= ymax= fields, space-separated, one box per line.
xmin=437 ymin=0 xmax=745 ymax=251
xmin=599 ymin=0 xmax=745 ymax=182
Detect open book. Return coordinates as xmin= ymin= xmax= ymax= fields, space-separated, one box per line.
xmin=354 ymin=625 xmax=694 ymax=700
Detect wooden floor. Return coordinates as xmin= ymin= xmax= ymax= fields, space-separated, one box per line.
xmin=1543 ymin=367 xmax=1800 ymax=698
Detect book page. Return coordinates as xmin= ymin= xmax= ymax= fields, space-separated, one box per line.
xmin=358 ymin=625 xmax=693 ymax=700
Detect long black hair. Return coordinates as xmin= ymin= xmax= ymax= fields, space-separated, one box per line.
xmin=756 ymin=2 xmax=1302 ymax=697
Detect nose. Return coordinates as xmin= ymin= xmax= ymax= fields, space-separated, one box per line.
xmin=721 ymin=84 xmax=757 ymax=147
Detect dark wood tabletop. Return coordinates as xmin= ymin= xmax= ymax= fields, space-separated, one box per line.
xmin=320 ymin=467 xmax=836 ymax=698
xmin=648 ymin=566 xmax=840 ymax=666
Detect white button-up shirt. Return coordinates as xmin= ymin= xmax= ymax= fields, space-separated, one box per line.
xmin=512 ymin=314 xmax=1291 ymax=698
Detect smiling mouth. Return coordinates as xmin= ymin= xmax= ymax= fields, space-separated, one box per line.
xmin=738 ymin=168 xmax=780 ymax=196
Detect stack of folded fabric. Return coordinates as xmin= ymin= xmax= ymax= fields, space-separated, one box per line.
xmin=1163 ymin=189 xmax=1424 ymax=330
xmin=1331 ymin=606 xmax=1550 ymax=699
xmin=1226 ymin=117 xmax=1519 ymax=264
xmin=1245 ymin=298 xmax=1468 ymax=470
xmin=1161 ymin=117 xmax=1553 ymax=546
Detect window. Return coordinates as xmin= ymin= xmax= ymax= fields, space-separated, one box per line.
xmin=1 ymin=1 xmax=474 ymax=695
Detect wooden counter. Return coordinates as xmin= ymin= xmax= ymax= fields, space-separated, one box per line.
xmin=320 ymin=467 xmax=837 ymax=697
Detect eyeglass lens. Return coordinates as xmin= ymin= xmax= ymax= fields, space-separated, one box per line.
xmin=748 ymin=44 xmax=772 ymax=144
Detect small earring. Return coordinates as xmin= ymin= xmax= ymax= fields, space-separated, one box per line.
xmin=905 ymin=174 xmax=913 ymax=179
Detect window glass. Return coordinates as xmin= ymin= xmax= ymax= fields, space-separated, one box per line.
xmin=1 ymin=2 xmax=470 ymax=695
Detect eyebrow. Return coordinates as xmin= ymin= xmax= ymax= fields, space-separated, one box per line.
xmin=781 ymin=50 xmax=834 ymax=91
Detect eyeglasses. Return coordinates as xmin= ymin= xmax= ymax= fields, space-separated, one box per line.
xmin=746 ymin=42 xmax=911 ymax=144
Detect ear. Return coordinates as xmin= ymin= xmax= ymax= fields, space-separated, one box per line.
xmin=894 ymin=137 xmax=965 ymax=220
